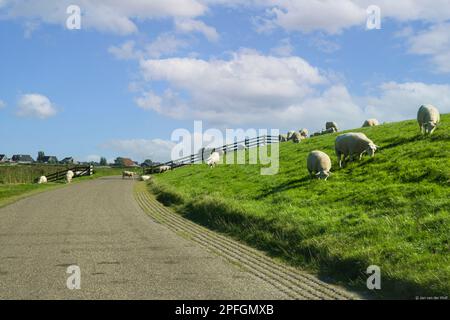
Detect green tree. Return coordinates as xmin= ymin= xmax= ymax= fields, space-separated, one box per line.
xmin=37 ymin=151 xmax=45 ymax=163
xmin=100 ymin=157 xmax=108 ymax=166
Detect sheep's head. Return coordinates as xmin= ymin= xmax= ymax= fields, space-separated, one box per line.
xmin=424 ymin=121 xmax=437 ymax=134
xmin=366 ymin=143 xmax=378 ymax=157
xmin=316 ymin=170 xmax=330 ymax=180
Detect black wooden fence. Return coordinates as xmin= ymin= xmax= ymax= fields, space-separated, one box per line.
xmin=144 ymin=135 xmax=279 ymax=174
xmin=44 ymin=165 xmax=94 ymax=182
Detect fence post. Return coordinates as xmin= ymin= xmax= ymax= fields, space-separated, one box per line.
xmin=201 ymin=147 xmax=205 ymax=163
xmin=245 ymin=138 xmax=249 ymax=149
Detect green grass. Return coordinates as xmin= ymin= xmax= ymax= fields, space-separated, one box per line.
xmin=150 ymin=114 xmax=450 ymax=299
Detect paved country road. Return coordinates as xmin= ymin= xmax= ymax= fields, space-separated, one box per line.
xmin=0 ymin=177 xmax=356 ymax=300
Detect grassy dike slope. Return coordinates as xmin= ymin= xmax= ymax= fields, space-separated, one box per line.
xmin=150 ymin=115 xmax=450 ymax=298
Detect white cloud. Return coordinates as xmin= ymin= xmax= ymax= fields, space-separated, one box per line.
xmin=109 ymin=34 xmax=188 ymax=61
xmin=134 ymin=49 xmax=450 ymax=132
xmin=175 ymin=18 xmax=219 ymax=42
xmin=404 ymin=23 xmax=450 ymax=73
xmin=146 ymin=33 xmax=189 ymax=58
xmin=137 ymin=50 xmax=326 ymax=126
xmin=0 ymin=0 xmax=207 ymax=35
xmin=16 ymin=94 xmax=57 ymax=119
xmin=363 ymin=82 xmax=450 ymax=122
xmin=0 ymin=99 xmax=6 ymax=109
xmin=270 ymin=38 xmax=294 ymax=57
xmin=242 ymin=0 xmax=450 ymax=34
xmin=108 ymin=41 xmax=143 ymax=60
xmin=102 ymin=138 xmax=176 ymax=162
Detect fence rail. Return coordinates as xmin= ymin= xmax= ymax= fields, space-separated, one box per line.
xmin=44 ymin=165 xmax=94 ymax=182
xmin=144 ymin=135 xmax=279 ymax=174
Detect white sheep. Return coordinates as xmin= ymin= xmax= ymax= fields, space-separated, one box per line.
xmin=140 ymin=175 xmax=151 ymax=182
xmin=292 ymin=132 xmax=304 ymax=143
xmin=362 ymin=119 xmax=380 ymax=127
xmin=279 ymin=134 xmax=288 ymax=142
xmin=38 ymin=176 xmax=47 ymax=184
xmin=287 ymin=131 xmax=296 ymax=140
xmin=307 ymin=150 xmax=332 ymax=180
xmin=326 ymin=122 xmax=339 ymax=132
xmin=322 ymin=127 xmax=337 ymax=135
xmin=157 ymin=165 xmax=171 ymax=173
xmin=66 ymin=170 xmax=74 ymax=183
xmin=335 ymin=132 xmax=379 ymax=168
xmin=122 ymin=171 xmax=134 ymax=179
xmin=299 ymin=128 xmax=309 ymax=138
xmin=207 ymin=152 xmax=220 ymax=168
xmin=417 ymin=105 xmax=440 ymax=135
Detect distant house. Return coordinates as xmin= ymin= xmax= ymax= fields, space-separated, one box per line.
xmin=60 ymin=157 xmax=76 ymax=165
xmin=0 ymin=154 xmax=8 ymax=163
xmin=41 ymin=156 xmax=58 ymax=164
xmin=115 ymin=157 xmax=139 ymax=167
xmin=11 ymin=155 xmax=34 ymax=164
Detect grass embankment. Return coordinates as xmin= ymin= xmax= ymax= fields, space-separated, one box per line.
xmin=0 ymin=167 xmax=141 ymax=208
xmin=150 ymin=114 xmax=450 ymax=299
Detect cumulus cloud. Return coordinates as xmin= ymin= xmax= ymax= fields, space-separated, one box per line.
xmin=133 ymin=49 xmax=450 ymax=131
xmin=404 ymin=22 xmax=450 ymax=73
xmin=0 ymin=0 xmax=206 ymax=35
xmin=16 ymin=94 xmax=57 ymax=119
xmin=234 ymin=0 xmax=450 ymax=34
xmin=363 ymin=82 xmax=450 ymax=122
xmin=102 ymin=138 xmax=176 ymax=162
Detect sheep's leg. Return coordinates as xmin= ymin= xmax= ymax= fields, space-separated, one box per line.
xmin=336 ymin=151 xmax=343 ymax=168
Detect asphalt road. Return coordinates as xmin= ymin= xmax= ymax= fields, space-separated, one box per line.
xmin=0 ymin=177 xmax=355 ymax=300
xmin=0 ymin=177 xmax=291 ymax=299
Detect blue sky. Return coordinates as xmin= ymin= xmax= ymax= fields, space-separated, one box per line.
xmin=0 ymin=1 xmax=449 ymax=162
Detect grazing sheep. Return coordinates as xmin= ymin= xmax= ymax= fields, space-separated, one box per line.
xmin=326 ymin=122 xmax=339 ymax=132
xmin=279 ymin=134 xmax=288 ymax=142
xmin=140 ymin=175 xmax=151 ymax=182
xmin=66 ymin=170 xmax=74 ymax=183
xmin=292 ymin=132 xmax=304 ymax=143
xmin=299 ymin=129 xmax=309 ymax=138
xmin=335 ymin=133 xmax=379 ymax=168
xmin=122 ymin=171 xmax=134 ymax=179
xmin=307 ymin=151 xmax=332 ymax=180
xmin=362 ymin=119 xmax=380 ymax=127
xmin=322 ymin=127 xmax=337 ymax=135
xmin=287 ymin=131 xmax=296 ymax=140
xmin=157 ymin=165 xmax=171 ymax=173
xmin=207 ymin=152 xmax=220 ymax=168
xmin=417 ymin=105 xmax=440 ymax=135
xmin=38 ymin=176 xmax=47 ymax=184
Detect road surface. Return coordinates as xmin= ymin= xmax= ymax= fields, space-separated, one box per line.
xmin=0 ymin=177 xmax=355 ymax=299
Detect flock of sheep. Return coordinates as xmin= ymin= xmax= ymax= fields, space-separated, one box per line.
xmin=298 ymin=104 xmax=440 ymax=180
xmin=35 ymin=105 xmax=441 ymax=184
xmin=145 ymin=104 xmax=441 ymax=180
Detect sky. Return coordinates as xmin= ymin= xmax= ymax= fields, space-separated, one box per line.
xmin=0 ymin=0 xmax=449 ymax=163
